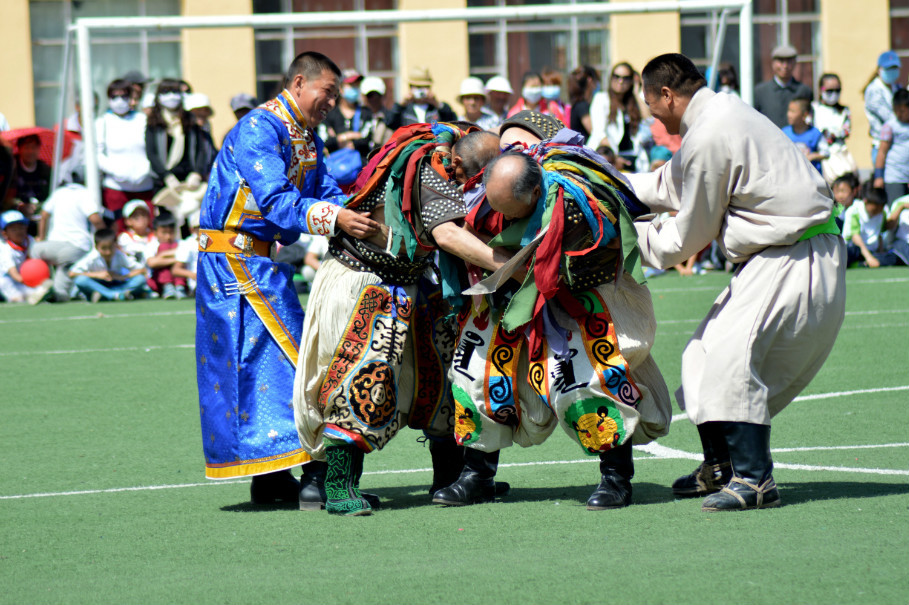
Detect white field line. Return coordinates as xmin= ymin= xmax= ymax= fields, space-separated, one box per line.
xmin=0 ymin=309 xmax=194 ymax=325
xmin=2 ymin=442 xmax=907 ymax=501
xmin=648 ymin=275 xmax=909 ymax=295
xmin=669 ymin=384 xmax=909 ymax=424
xmin=0 ymin=344 xmax=196 ymax=357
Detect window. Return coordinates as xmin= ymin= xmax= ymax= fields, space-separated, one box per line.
xmin=891 ymin=0 xmax=909 ymax=85
xmin=30 ymin=0 xmax=181 ymax=128
xmin=466 ymin=0 xmax=609 ymax=95
xmin=680 ymin=0 xmax=821 ymax=93
xmin=252 ymin=0 xmax=398 ymax=104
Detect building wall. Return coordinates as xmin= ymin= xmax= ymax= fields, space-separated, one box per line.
xmin=397 ymin=0 xmax=469 ymax=114
xmin=821 ymin=0 xmax=890 ymax=170
xmin=0 ymin=0 xmax=36 ymax=129
xmin=610 ymin=0 xmax=681 ymax=75
xmin=181 ymin=0 xmax=257 ymax=146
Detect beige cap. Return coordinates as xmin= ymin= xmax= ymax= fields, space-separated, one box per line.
xmin=408 ymin=66 xmax=433 ymax=87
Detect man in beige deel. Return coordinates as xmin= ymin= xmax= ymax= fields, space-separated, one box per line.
xmin=628 ymin=53 xmax=846 ymax=511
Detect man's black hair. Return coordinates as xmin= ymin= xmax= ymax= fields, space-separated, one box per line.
xmin=641 ymin=53 xmax=707 ymax=97
xmin=453 ymin=131 xmax=500 ymax=180
xmin=483 ymin=151 xmax=542 ymax=206
xmin=285 ymin=51 xmax=341 ymax=84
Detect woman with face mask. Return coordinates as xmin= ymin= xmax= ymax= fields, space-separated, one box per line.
xmin=864 ymin=51 xmax=903 ymax=166
xmin=812 ymin=73 xmax=855 ymax=180
xmin=145 ymin=78 xmax=216 ymax=200
xmin=506 ymin=71 xmax=546 ymax=118
xmin=96 ymin=78 xmax=156 ymax=231
xmin=317 ymin=70 xmax=376 ymax=171
xmin=539 ymin=67 xmax=570 ymax=126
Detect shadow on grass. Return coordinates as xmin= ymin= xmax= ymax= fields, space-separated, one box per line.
xmin=218 ymin=480 xmax=909 ymax=512
xmin=779 ymin=481 xmax=909 ymax=505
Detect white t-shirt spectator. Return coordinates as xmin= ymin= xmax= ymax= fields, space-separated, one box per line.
xmin=117 ymin=230 xmax=158 ymax=266
xmin=71 ymin=248 xmax=144 ymax=277
xmin=95 ymin=110 xmax=155 ymax=192
xmin=43 ymin=183 xmax=103 ymax=252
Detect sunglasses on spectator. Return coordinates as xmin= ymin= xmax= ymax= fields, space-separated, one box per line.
xmin=612 ymin=74 xmax=633 ymax=81
xmin=823 ymin=88 xmax=842 ymax=93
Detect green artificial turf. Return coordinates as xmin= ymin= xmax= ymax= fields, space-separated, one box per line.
xmin=1 ymin=268 xmax=907 ymax=605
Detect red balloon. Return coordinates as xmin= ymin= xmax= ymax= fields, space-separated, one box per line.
xmin=20 ymin=258 xmax=50 ymax=288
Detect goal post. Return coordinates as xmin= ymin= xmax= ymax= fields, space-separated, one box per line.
xmin=59 ymin=0 xmax=754 ymax=202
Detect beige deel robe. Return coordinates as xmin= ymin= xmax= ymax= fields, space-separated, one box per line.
xmin=628 ymin=87 xmax=847 ymax=426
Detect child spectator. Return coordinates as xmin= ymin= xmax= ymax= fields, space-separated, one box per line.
xmin=69 ymin=228 xmax=147 ymax=302
xmin=0 ymin=210 xmax=52 ymax=304
xmin=831 ymin=172 xmax=859 ymax=228
xmin=12 ymin=134 xmax=52 ymax=207
xmin=146 ymin=211 xmax=186 ymax=299
xmin=845 ymin=188 xmax=897 ymax=268
xmin=886 ymin=195 xmax=909 ymax=265
xmin=173 ymin=211 xmax=199 ymax=295
xmin=873 ymin=88 xmax=909 ymax=205
xmin=783 ymin=97 xmax=828 ymax=173
xmin=117 ymin=199 xmax=157 ymax=266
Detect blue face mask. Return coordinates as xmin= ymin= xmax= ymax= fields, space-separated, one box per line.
xmin=541 ymin=85 xmax=561 ymax=100
xmin=342 ymin=87 xmax=360 ymax=103
xmin=881 ymin=67 xmax=900 ymax=85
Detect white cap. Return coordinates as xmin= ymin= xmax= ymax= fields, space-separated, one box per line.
xmin=184 ymin=93 xmax=212 ymax=112
xmin=360 ymin=76 xmax=386 ymax=96
xmin=458 ymin=77 xmax=487 ymax=101
xmin=123 ymin=199 xmax=150 ymax=218
xmin=485 ymin=75 xmax=513 ymax=95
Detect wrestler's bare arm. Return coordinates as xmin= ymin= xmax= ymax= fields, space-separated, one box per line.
xmin=431 ymin=221 xmax=512 ymax=273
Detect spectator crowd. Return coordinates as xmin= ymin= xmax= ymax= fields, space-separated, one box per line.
xmin=1 ymin=45 xmax=908 ymax=304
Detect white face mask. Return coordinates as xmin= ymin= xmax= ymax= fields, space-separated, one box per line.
xmin=159 ymin=91 xmax=183 ymax=110
xmin=522 ymin=86 xmax=542 ymax=104
xmin=541 ymin=85 xmax=561 ymax=100
xmin=108 ymin=96 xmax=131 ymax=116
xmin=821 ymin=90 xmax=840 ymax=105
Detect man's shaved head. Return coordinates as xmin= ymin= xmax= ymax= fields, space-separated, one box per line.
xmin=482 ymin=152 xmax=543 ymax=220
xmin=452 ymin=131 xmax=501 ymax=183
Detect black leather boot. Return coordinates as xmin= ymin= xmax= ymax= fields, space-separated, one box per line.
xmin=324 ymin=443 xmax=372 ymax=516
xmin=428 ymin=438 xmax=465 ymax=497
xmin=432 ymin=448 xmax=500 ymax=506
xmin=586 ymin=440 xmax=634 ymax=510
xmin=250 ymin=470 xmax=300 ymax=505
xmin=299 ymin=460 xmax=380 ymax=511
xmin=702 ymin=422 xmax=780 ymax=511
xmin=672 ymin=421 xmax=733 ymax=498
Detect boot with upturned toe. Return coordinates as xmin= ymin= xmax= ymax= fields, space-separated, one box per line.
xmin=250 ymin=469 xmax=300 ymax=505
xmin=672 ymin=421 xmax=732 ymax=498
xmin=702 ymin=422 xmax=781 ymax=512
xmin=586 ymin=440 xmax=634 ymax=510
xmin=299 ymin=460 xmax=380 ymax=511
xmin=432 ymin=448 xmax=500 ymax=506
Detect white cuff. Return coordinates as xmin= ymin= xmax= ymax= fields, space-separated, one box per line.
xmin=305 ymin=202 xmax=341 ymax=237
